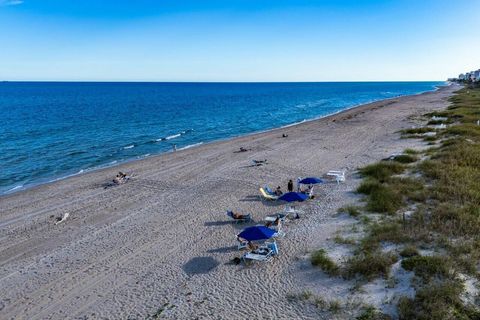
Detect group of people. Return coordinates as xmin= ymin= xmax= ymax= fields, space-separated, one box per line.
xmin=272 ymin=179 xmax=294 ymax=196
xmin=273 ymin=178 xmax=314 ymax=198
xmin=113 ymin=171 xmax=129 ymax=185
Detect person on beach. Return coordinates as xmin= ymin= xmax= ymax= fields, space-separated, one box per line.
xmin=265 ymin=216 xmax=281 ymax=228
xmin=287 ymin=179 xmax=293 ymax=192
xmin=173 ymin=144 xmax=177 ymax=152
xmin=296 ymin=177 xmax=301 ymax=192
xmin=247 ymin=242 xmax=258 ymax=251
xmin=113 ymin=172 xmax=125 ymax=184
xmin=275 ymin=186 xmax=283 ymax=196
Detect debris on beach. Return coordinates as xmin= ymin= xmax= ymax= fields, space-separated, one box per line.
xmin=55 ymin=212 xmax=69 ymax=225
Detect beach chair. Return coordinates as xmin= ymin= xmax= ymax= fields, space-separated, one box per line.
xmin=226 ymin=210 xmax=252 ymax=223
xmin=259 ymin=187 xmax=279 ymax=200
xmin=264 ymin=212 xmax=288 ymax=223
xmin=326 ymin=170 xmax=346 ymax=184
xmin=242 ymin=242 xmax=278 ymax=263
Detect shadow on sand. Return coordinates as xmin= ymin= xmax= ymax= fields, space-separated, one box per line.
xmin=183 ymin=256 xmax=220 ymax=276
xmin=207 ymin=245 xmax=238 ymax=254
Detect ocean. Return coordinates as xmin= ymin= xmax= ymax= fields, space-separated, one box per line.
xmin=0 ymin=81 xmax=443 ymax=194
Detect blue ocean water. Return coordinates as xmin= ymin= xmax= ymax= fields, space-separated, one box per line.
xmin=0 ymin=81 xmax=443 ymax=194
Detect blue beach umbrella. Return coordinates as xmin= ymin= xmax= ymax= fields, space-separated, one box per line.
xmin=299 ymin=177 xmax=324 ymax=185
xmin=237 ymin=226 xmax=277 ymax=241
xmin=278 ymin=192 xmax=309 ymax=203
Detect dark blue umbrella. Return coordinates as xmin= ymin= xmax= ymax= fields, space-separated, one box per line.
xmin=278 ymin=192 xmax=309 ymax=202
xmin=299 ymin=177 xmax=324 ymax=185
xmin=237 ymin=226 xmax=277 ymax=241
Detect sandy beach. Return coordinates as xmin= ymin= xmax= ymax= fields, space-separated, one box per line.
xmin=0 ymin=84 xmax=459 ymax=319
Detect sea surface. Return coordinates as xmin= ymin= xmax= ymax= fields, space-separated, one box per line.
xmin=0 ymin=81 xmax=443 ymax=194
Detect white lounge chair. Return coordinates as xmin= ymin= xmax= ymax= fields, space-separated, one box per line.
xmin=259 ymin=187 xmax=279 ymax=200
xmin=326 ymin=170 xmax=346 ymax=184
xmin=243 ymin=242 xmax=279 ymax=263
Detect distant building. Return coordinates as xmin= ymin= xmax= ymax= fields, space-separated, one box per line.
xmin=474 ymin=70 xmax=480 ymax=82
xmin=459 ymin=73 xmax=466 ymax=80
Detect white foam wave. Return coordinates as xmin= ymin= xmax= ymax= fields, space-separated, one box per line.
xmin=123 ymin=145 xmax=134 ymax=149
xmin=165 ymin=133 xmax=181 ymax=140
xmin=6 ymin=185 xmax=23 ymax=193
xmin=156 ymin=129 xmax=193 ymax=142
xmin=178 ymin=142 xmax=203 ymax=150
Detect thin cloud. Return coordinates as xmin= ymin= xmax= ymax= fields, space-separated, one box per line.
xmin=0 ymin=0 xmax=24 ymax=6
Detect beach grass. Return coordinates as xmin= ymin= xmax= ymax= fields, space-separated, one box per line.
xmin=316 ymin=86 xmax=480 ymax=318
xmin=311 ymin=249 xmax=340 ymax=276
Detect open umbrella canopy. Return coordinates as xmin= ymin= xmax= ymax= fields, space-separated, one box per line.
xmin=238 ymin=226 xmax=277 ymax=241
xmin=278 ymin=192 xmax=309 ymax=202
xmin=299 ymin=177 xmax=324 ymax=184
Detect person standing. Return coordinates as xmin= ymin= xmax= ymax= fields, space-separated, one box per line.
xmin=287 ymin=179 xmax=293 ymax=192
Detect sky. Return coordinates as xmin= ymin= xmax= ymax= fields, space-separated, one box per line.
xmin=0 ymin=0 xmax=479 ymax=81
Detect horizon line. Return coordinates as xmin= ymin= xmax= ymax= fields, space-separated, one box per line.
xmin=1 ymin=80 xmax=445 ymax=83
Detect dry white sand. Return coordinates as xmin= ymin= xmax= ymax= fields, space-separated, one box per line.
xmin=0 ymin=84 xmax=459 ymax=319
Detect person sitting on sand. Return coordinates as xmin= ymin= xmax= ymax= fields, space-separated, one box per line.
xmin=275 ymin=186 xmax=283 ymax=196
xmin=113 ymin=171 xmax=129 ymax=185
xmin=265 ymin=217 xmax=281 ymax=228
xmin=232 ymin=211 xmax=247 ymax=219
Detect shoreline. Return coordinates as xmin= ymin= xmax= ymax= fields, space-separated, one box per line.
xmin=0 ymin=83 xmax=459 ymax=319
xmin=1 ymin=83 xmax=448 ymax=198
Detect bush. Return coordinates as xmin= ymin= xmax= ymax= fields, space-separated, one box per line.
xmin=338 ymin=205 xmax=362 ymax=217
xmin=360 ymin=221 xmax=409 ymax=252
xmin=344 ymin=251 xmax=398 ymax=281
xmin=359 ymin=162 xmax=405 ymax=182
xmin=311 ymin=249 xmax=340 ymax=276
xmin=398 ymin=280 xmax=480 ymax=320
xmin=391 ymin=154 xmax=418 ymax=164
xmin=403 ymin=148 xmax=419 ymax=155
xmin=357 ymin=179 xmax=382 ymax=195
xmin=401 ymin=127 xmax=435 ymax=135
xmin=399 ymin=245 xmax=419 ymax=258
xmin=366 ymin=185 xmax=403 ymax=214
xmin=401 ymin=255 xmax=453 ymax=280
xmin=357 ymin=306 xmax=392 ymax=320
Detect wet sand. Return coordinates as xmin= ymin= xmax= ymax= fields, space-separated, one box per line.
xmin=0 ymin=84 xmax=458 ymax=319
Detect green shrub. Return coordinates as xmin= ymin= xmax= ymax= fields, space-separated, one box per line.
xmin=357 ymin=179 xmax=382 ymax=195
xmin=359 ymin=221 xmax=409 ymax=252
xmin=344 ymin=251 xmax=398 ymax=281
xmin=399 ymin=245 xmax=419 ymax=258
xmin=401 ymin=255 xmax=453 ymax=280
xmin=338 ymin=205 xmax=362 ymax=217
xmin=334 ymin=235 xmax=356 ymax=245
xmin=366 ymin=185 xmax=403 ymax=214
xmin=391 ymin=154 xmax=418 ymax=163
xmin=398 ymin=280 xmax=480 ymax=320
xmin=359 ymin=162 xmax=405 ymax=182
xmin=357 ymin=306 xmax=392 ymax=320
xmin=403 ymin=148 xmax=419 ymax=155
xmin=311 ymin=249 xmax=340 ymax=276
xmin=401 ymin=127 xmax=435 ymax=135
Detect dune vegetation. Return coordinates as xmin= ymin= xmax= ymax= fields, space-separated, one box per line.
xmin=311 ymin=86 xmax=480 ymax=319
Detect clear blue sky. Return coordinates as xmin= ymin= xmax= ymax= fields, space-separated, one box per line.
xmin=0 ymin=0 xmax=479 ymax=81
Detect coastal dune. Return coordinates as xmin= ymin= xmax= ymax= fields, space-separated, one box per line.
xmin=0 ymin=85 xmax=458 ymax=319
